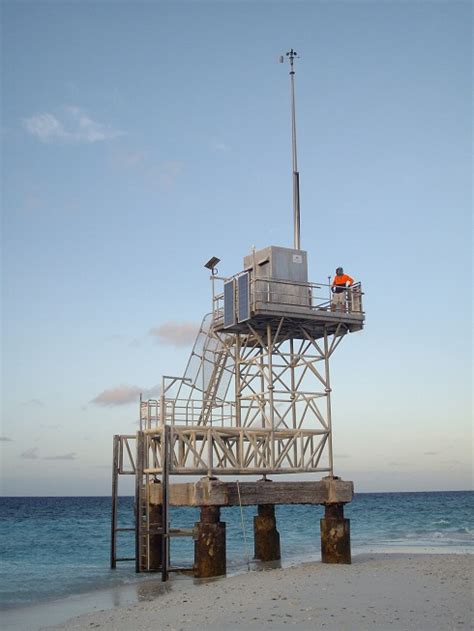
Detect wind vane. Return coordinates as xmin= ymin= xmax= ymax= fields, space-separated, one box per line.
xmin=279 ymin=49 xmax=301 ymax=250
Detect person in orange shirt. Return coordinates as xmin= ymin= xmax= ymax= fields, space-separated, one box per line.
xmin=331 ymin=267 xmax=354 ymax=311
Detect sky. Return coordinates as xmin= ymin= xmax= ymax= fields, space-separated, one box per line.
xmin=1 ymin=0 xmax=472 ymax=495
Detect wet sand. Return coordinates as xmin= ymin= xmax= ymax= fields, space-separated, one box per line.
xmin=37 ymin=553 xmax=472 ymax=631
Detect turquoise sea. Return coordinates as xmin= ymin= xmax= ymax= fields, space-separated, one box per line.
xmin=0 ymin=491 xmax=472 ymax=612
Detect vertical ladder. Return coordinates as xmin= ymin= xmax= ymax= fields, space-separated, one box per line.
xmin=135 ymin=430 xmax=168 ymax=574
xmin=110 ymin=435 xmax=137 ymax=568
xmin=111 ymin=428 xmax=194 ymax=578
xmin=134 ymin=426 xmax=193 ymax=579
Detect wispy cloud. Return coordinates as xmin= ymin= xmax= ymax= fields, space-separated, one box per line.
xmin=23 ymin=106 xmax=122 ymax=144
xmin=91 ymin=383 xmax=161 ymax=406
xmin=23 ymin=399 xmax=44 ymax=407
xmin=43 ymin=452 xmax=76 ymax=461
xmin=210 ymin=139 xmax=231 ymax=153
xmin=149 ymin=321 xmax=199 ymax=347
xmin=147 ymin=160 xmax=184 ymax=191
xmin=109 ymin=149 xmax=184 ymax=193
xmin=20 ymin=194 xmax=43 ymax=214
xmin=110 ymin=148 xmax=147 ymax=169
xmin=0 ymin=436 xmax=13 ymax=442
xmin=20 ymin=447 xmax=39 ymax=459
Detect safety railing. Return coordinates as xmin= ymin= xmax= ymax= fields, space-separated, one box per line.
xmin=211 ymin=276 xmax=363 ymax=325
xmin=140 ymin=398 xmax=237 ymax=430
xmin=140 ymin=393 xmax=331 ymax=433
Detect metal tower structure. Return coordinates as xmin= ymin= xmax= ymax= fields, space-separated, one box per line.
xmin=111 ymin=50 xmax=365 ymax=578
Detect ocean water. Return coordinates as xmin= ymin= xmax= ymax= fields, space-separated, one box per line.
xmin=0 ymin=491 xmax=472 ymax=610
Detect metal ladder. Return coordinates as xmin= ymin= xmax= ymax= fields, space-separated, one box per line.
xmin=111 ymin=427 xmax=194 ymax=580
xmin=110 ymin=434 xmax=137 ymax=568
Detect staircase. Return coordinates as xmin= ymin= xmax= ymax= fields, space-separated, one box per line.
xmin=198 ymin=343 xmax=232 ymax=425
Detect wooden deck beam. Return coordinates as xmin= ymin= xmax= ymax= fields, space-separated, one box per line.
xmin=149 ymin=477 xmax=353 ymax=507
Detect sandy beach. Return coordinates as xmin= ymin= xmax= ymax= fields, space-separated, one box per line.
xmin=40 ymin=553 xmax=472 ymax=631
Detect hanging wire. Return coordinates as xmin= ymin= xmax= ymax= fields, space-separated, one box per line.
xmin=236 ymin=480 xmax=250 ymax=571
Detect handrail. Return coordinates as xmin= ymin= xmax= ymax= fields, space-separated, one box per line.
xmin=212 ymin=275 xmax=364 ymax=319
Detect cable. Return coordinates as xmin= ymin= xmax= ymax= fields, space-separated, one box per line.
xmin=236 ymin=480 xmax=250 ymax=571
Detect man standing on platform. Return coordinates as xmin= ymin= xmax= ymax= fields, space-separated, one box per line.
xmin=331 ymin=267 xmax=354 ymax=312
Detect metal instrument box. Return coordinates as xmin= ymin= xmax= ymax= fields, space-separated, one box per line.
xmin=243 ymin=245 xmax=310 ymax=310
xmin=243 ymin=245 xmax=308 ymax=283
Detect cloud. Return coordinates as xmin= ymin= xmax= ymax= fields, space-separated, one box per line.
xmin=23 ymin=106 xmax=122 ymax=144
xmin=20 ymin=194 xmax=43 ymax=214
xmin=23 ymin=399 xmax=44 ymax=407
xmin=210 ymin=139 xmax=231 ymax=153
xmin=147 ymin=160 xmax=184 ymax=191
xmin=91 ymin=383 xmax=161 ymax=406
xmin=110 ymin=148 xmax=147 ymax=169
xmin=43 ymin=452 xmax=76 ymax=461
xmin=24 ymin=113 xmax=65 ymax=142
xmin=0 ymin=436 xmax=13 ymax=442
xmin=158 ymin=161 xmax=184 ymax=189
xmin=149 ymin=321 xmax=199 ymax=347
xmin=423 ymin=451 xmax=438 ymax=456
xmin=20 ymin=447 xmax=39 ymax=459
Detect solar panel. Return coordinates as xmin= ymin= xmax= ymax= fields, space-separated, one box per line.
xmin=224 ymin=280 xmax=236 ymax=328
xmin=237 ymin=273 xmax=250 ymax=322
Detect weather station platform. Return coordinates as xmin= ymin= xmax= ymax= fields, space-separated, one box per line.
xmin=212 ymin=245 xmax=364 ymax=340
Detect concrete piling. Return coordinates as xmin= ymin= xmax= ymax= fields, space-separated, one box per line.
xmin=194 ymin=506 xmax=226 ymax=578
xmin=320 ymin=503 xmax=351 ymax=564
xmin=254 ymin=504 xmax=281 ymax=562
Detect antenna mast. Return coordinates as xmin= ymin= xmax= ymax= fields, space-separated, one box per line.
xmin=281 ymin=48 xmax=301 ymax=250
